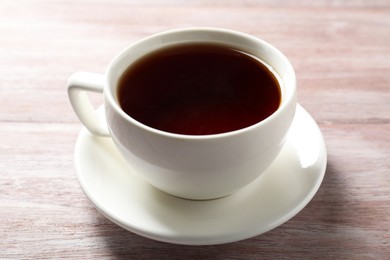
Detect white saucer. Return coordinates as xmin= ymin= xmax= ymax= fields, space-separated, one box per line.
xmin=74 ymin=104 xmax=327 ymax=245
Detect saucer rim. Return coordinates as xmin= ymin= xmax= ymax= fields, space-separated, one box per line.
xmin=74 ymin=104 xmax=327 ymax=245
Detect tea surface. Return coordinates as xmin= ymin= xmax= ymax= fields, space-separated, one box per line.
xmin=118 ymin=43 xmax=281 ymax=135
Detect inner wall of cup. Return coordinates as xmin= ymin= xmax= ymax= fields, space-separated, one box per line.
xmin=106 ymin=29 xmax=295 ymax=110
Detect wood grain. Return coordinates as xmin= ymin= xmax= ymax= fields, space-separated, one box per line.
xmin=1 ymin=1 xmax=389 ymax=259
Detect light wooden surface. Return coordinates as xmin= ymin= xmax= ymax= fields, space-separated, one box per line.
xmin=1 ymin=1 xmax=389 ymax=259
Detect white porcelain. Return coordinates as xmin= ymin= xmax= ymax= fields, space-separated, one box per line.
xmin=74 ymin=104 xmax=327 ymax=245
xmin=68 ymin=27 xmax=297 ymax=199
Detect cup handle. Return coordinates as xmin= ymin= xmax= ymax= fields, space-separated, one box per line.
xmin=67 ymin=72 xmax=110 ymax=137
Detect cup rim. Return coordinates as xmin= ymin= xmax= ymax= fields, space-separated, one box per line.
xmin=104 ymin=27 xmax=296 ymax=140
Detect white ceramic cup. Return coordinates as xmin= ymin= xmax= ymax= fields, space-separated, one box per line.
xmin=68 ymin=28 xmax=297 ymax=200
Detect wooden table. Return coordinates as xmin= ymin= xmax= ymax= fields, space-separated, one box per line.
xmin=1 ymin=1 xmax=389 ymax=259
